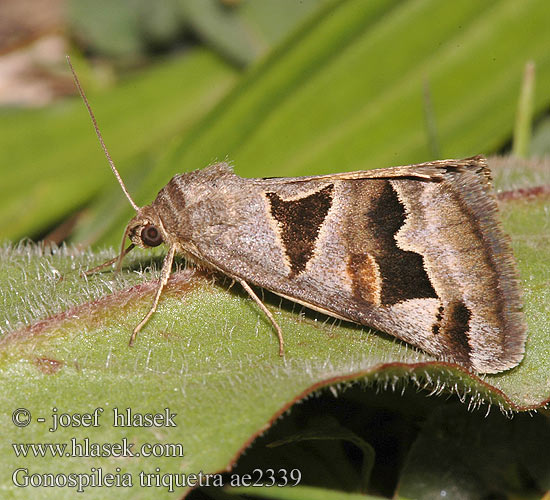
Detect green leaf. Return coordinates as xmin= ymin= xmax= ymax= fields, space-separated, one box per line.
xmin=0 ymin=157 xmax=548 ymax=498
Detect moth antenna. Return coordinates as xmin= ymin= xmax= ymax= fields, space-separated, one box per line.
xmin=66 ymin=55 xmax=140 ymax=212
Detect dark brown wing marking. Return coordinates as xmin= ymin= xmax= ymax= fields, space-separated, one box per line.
xmin=367 ymin=181 xmax=437 ymax=305
xmin=442 ymin=300 xmax=472 ymax=363
xmin=266 ymin=184 xmax=334 ymax=276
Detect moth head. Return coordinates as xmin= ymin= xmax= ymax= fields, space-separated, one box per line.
xmin=125 ymin=210 xmax=165 ymax=249
xmin=110 ymin=210 xmax=166 ymax=270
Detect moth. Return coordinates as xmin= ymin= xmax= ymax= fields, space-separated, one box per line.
xmin=69 ymin=58 xmax=526 ymax=374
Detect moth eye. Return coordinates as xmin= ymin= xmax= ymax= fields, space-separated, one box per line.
xmin=141 ymin=224 xmax=163 ymax=247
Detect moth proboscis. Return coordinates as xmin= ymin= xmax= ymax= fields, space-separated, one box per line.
xmin=68 ymin=57 xmax=526 ymax=374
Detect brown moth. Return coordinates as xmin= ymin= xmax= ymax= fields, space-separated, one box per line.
xmin=69 ymin=59 xmax=526 ymax=374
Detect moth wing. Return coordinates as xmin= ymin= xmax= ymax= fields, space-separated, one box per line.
xmin=192 ymin=156 xmax=524 ymax=374
xmin=251 ymin=155 xmax=489 ymax=185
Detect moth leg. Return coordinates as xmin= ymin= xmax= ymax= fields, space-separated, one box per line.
xmin=236 ymin=277 xmax=285 ymax=357
xmin=129 ymin=245 xmax=176 ymax=346
xmin=83 ymin=244 xmax=135 ymax=277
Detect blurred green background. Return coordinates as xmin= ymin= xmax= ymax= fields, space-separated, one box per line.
xmin=1 ymin=1 xmax=550 ymax=499
xmin=2 ymin=0 xmax=550 ymax=248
